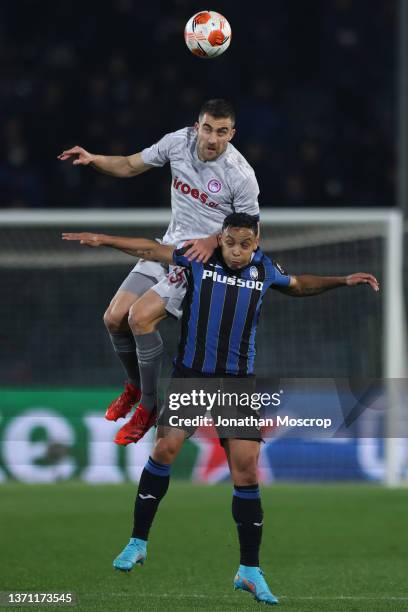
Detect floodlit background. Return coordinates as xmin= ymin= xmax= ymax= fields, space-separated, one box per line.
xmin=1 ymin=0 xmax=396 ymax=208
xmin=1 ymin=3 xmax=408 ymax=609
xmin=0 ymin=0 xmax=406 ymax=486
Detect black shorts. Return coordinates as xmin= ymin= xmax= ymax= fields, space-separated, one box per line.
xmin=171 ymin=361 xmax=255 ymax=379
xmin=158 ymin=362 xmax=263 ymax=444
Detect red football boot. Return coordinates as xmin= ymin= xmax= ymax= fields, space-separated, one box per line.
xmin=105 ymin=382 xmax=141 ymax=422
xmin=114 ymin=403 xmax=157 ymax=446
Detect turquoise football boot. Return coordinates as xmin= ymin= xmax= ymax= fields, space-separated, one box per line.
xmin=234 ymin=565 xmax=278 ymax=605
xmin=113 ymin=538 xmax=147 ymax=572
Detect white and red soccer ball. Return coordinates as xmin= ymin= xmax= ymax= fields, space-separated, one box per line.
xmin=184 ymin=11 xmax=231 ymax=58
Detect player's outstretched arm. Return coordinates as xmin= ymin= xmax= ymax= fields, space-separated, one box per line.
xmin=62 ymin=233 xmax=175 ymax=264
xmin=277 ymin=273 xmax=380 ymax=297
xmin=57 ymin=147 xmax=152 ymax=178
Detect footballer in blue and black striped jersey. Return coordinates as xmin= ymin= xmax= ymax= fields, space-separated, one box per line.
xmin=172 ymin=245 xmax=290 ymax=376
xmin=64 ymin=210 xmax=380 ymax=601
xmin=63 ymin=211 xmax=379 ymax=382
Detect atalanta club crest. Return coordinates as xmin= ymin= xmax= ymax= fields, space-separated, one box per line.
xmin=250 ymin=266 xmax=258 ymax=280
xmin=207 ymin=179 xmax=222 ymax=193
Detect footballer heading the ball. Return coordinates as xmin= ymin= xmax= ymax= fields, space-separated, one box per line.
xmin=184 ymin=10 xmax=231 ymax=58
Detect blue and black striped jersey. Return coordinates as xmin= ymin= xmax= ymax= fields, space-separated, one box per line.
xmin=173 ymin=247 xmax=291 ymax=376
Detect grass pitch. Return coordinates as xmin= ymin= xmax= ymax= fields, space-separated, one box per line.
xmin=1 ymin=483 xmax=407 ymax=611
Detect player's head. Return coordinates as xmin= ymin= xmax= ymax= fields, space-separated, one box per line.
xmin=195 ymin=99 xmax=236 ymax=162
xmin=219 ymin=213 xmax=259 ymax=269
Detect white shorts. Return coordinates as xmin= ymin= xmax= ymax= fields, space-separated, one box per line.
xmin=119 ymin=259 xmax=188 ymax=320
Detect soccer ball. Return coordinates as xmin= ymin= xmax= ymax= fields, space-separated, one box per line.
xmin=184 ymin=11 xmax=231 ymax=58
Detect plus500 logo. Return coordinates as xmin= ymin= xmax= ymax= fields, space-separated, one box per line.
xmin=173 ymin=177 xmax=219 ymax=208
xmin=202 ymin=269 xmax=263 ymax=291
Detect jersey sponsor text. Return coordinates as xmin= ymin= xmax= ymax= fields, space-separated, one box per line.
xmin=172 ymin=176 xmax=219 ymax=208
xmin=202 ymin=269 xmax=264 ymax=291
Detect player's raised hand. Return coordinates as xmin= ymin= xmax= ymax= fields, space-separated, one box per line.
xmin=62 ymin=232 xmax=106 ymax=247
xmin=57 ymin=146 xmax=95 ymax=165
xmin=346 ymin=273 xmax=380 ymax=292
xmin=183 ymin=235 xmax=218 ymax=262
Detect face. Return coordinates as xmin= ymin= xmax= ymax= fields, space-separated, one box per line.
xmin=219 ymin=226 xmax=259 ymax=269
xmin=195 ymin=113 xmax=235 ymax=161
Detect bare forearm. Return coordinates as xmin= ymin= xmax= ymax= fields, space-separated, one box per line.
xmin=90 ymin=155 xmax=138 ymax=178
xmin=290 ymin=275 xmax=346 ymax=296
xmin=58 ymin=146 xmax=149 ymax=176
xmin=101 ymin=235 xmax=174 ymax=263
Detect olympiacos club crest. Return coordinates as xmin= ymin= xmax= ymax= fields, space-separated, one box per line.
xmin=207 ymin=179 xmax=222 ymax=193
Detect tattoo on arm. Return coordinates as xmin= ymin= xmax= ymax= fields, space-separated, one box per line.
xmin=279 ymin=275 xmax=345 ymax=297
xmin=296 ymin=285 xmax=327 ymax=296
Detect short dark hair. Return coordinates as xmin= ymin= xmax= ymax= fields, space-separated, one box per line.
xmin=222 ymin=212 xmax=258 ymax=236
xmin=199 ymin=99 xmax=235 ymax=126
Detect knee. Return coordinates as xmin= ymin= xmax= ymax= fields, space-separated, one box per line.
xmin=151 ymin=438 xmax=180 ymax=465
xmin=103 ymin=306 xmax=121 ymax=333
xmin=231 ymin=456 xmax=258 ymax=486
xmin=128 ymin=304 xmax=155 ymax=334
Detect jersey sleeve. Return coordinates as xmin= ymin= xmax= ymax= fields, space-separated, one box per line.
xmin=233 ymin=174 xmax=260 ymax=220
xmin=141 ymin=132 xmax=177 ymax=167
xmin=172 ymin=247 xmax=191 ymax=268
xmin=270 ymin=260 xmax=291 ymax=287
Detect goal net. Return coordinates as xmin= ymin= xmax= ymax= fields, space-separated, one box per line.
xmin=0 ymin=208 xmax=406 ymax=484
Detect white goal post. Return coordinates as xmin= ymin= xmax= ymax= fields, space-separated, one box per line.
xmin=0 ymin=207 xmax=406 ymax=485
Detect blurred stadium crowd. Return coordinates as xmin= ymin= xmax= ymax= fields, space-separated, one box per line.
xmin=1 ymin=0 xmax=396 ymax=209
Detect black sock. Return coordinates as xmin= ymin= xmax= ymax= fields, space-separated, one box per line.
xmin=132 ymin=457 xmax=171 ymax=540
xmin=232 ymin=484 xmax=263 ymax=567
